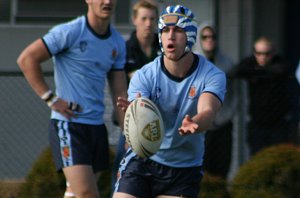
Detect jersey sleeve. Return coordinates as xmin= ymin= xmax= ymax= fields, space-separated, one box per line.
xmin=203 ymin=67 xmax=227 ymax=103
xmin=111 ymin=30 xmax=126 ymax=70
xmin=42 ymin=23 xmax=77 ymax=56
xmin=127 ymin=69 xmax=152 ymax=101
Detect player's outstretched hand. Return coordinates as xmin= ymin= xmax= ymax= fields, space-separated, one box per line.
xmin=178 ymin=115 xmax=199 ymax=135
xmin=117 ymin=93 xmax=141 ymax=112
xmin=117 ymin=97 xmax=130 ymax=112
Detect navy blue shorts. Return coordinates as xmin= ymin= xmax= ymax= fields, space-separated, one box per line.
xmin=114 ymin=149 xmax=203 ymax=198
xmin=48 ymin=119 xmax=109 ymax=173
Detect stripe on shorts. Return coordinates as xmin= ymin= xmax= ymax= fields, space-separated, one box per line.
xmin=57 ymin=120 xmax=73 ymax=167
xmin=114 ymin=148 xmax=136 ymax=192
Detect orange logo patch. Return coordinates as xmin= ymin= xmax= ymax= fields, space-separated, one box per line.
xmin=117 ymin=171 xmax=121 ymax=180
xmin=189 ymin=86 xmax=196 ymax=97
xmin=62 ymin=146 xmax=70 ymax=158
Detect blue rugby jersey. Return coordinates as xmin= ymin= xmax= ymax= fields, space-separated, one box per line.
xmin=128 ymin=54 xmax=226 ymax=167
xmin=43 ymin=16 xmax=126 ymax=125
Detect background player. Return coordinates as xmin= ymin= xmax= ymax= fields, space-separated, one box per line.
xmin=17 ymin=0 xmax=127 ymax=197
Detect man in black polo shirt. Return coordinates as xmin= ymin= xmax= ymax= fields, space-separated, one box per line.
xmin=124 ymin=1 xmax=161 ymax=80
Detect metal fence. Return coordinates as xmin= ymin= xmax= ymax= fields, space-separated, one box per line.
xmin=0 ymin=72 xmax=121 ymax=180
xmin=0 ymin=71 xmax=248 ymax=181
xmin=1 ymin=71 xmax=299 ymax=181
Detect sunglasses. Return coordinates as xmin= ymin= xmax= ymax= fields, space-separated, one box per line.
xmin=201 ymin=35 xmax=216 ymax=40
xmin=254 ymin=51 xmax=272 ymax=56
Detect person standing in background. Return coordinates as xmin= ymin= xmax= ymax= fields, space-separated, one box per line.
xmin=124 ymin=0 xmax=161 ymax=80
xmin=230 ymin=36 xmax=298 ymax=155
xmin=111 ymin=0 xmax=160 ymax=192
xmin=17 ymin=0 xmax=127 ymax=197
xmin=193 ymin=23 xmax=238 ymax=179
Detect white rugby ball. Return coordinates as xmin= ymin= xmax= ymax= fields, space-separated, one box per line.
xmin=124 ymin=97 xmax=164 ymax=158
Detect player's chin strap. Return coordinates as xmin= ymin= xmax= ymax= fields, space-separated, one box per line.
xmin=162 ymin=51 xmax=188 ymax=61
xmin=176 ymin=51 xmax=189 ymax=61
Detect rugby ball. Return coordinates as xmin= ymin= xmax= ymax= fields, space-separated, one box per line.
xmin=124 ymin=97 xmax=164 ymax=158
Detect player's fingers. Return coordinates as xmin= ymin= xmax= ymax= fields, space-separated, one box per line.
xmin=59 ymin=110 xmax=71 ymax=120
xmin=68 ymin=102 xmax=82 ymax=112
xmin=117 ymin=97 xmax=129 ymax=106
xmin=178 ymin=128 xmax=186 ymax=136
xmin=178 ymin=128 xmax=183 ymax=136
xmin=117 ymin=102 xmax=128 ymax=111
xmin=117 ymin=98 xmax=131 ymax=112
xmin=178 ymin=127 xmax=193 ymax=136
xmin=60 ymin=109 xmax=77 ymax=120
xmin=185 ymin=114 xmax=192 ymax=121
xmin=67 ymin=109 xmax=76 ymax=116
xmin=136 ymin=92 xmax=141 ymax=98
xmin=117 ymin=96 xmax=128 ymax=102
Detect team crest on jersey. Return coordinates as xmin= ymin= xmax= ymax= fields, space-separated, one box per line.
xmin=154 ymin=86 xmax=162 ymax=102
xmin=62 ymin=146 xmax=70 ymax=158
xmin=79 ymin=41 xmax=87 ymax=52
xmin=189 ymin=86 xmax=196 ymax=97
xmin=112 ymin=48 xmax=117 ymax=58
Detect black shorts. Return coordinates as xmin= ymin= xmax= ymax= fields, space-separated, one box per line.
xmin=48 ymin=119 xmax=109 ymax=172
xmin=114 ymin=149 xmax=203 ymax=198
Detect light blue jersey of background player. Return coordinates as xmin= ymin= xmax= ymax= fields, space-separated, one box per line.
xmin=43 ymin=15 xmax=126 ymax=124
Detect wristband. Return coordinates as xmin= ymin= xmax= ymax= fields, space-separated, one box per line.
xmin=41 ymin=90 xmax=53 ymax=101
xmin=47 ymin=96 xmax=59 ymax=107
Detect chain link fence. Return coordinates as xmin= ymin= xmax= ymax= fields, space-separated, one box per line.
xmin=0 ymin=72 xmax=121 ymax=180
xmin=0 ymin=70 xmax=250 ymax=181
xmin=0 ymin=72 xmax=299 ymax=181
